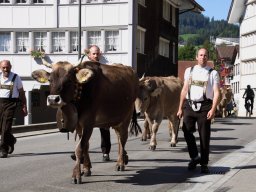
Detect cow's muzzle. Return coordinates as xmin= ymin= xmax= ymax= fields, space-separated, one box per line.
xmin=47 ymin=95 xmax=65 ymax=108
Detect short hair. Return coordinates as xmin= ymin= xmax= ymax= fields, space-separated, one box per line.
xmin=0 ymin=60 xmax=11 ymax=66
xmin=84 ymin=45 xmax=100 ymax=55
xmin=196 ymin=48 xmax=209 ymax=57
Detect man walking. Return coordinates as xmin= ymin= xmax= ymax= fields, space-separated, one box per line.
xmin=177 ymin=48 xmax=220 ymax=173
xmin=0 ymin=60 xmax=28 ymax=158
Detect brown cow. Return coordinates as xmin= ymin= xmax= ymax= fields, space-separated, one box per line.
xmin=135 ymin=76 xmax=182 ymax=150
xmin=31 ymin=58 xmax=141 ymax=184
xmin=216 ymin=86 xmax=233 ymax=118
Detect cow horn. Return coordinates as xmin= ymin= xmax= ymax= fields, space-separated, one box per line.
xmin=139 ymin=73 xmax=145 ymax=81
xmin=73 ymin=54 xmax=86 ymax=67
xmin=41 ymin=57 xmax=52 ymax=68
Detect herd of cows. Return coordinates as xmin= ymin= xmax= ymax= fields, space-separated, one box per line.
xmin=31 ymin=59 xmax=234 ymax=184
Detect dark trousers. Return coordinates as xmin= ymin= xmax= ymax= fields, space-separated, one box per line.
xmin=99 ymin=128 xmax=111 ymax=154
xmin=0 ymin=99 xmax=17 ymax=153
xmin=182 ymin=101 xmax=212 ymax=165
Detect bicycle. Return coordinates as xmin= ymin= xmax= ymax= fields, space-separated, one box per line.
xmin=244 ymin=98 xmax=252 ymax=117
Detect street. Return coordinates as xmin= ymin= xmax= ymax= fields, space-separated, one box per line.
xmin=0 ymin=117 xmax=256 ymax=192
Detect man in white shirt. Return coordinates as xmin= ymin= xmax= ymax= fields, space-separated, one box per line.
xmin=0 ymin=60 xmax=28 ymax=158
xmin=177 ymin=48 xmax=220 ymax=173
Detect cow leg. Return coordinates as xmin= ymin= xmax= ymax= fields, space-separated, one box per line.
xmin=141 ymin=119 xmax=150 ymax=141
xmin=72 ymin=127 xmax=93 ymax=184
xmin=149 ymin=122 xmax=160 ymax=151
xmin=168 ymin=116 xmax=178 ymax=147
xmin=114 ymin=126 xmax=128 ymax=171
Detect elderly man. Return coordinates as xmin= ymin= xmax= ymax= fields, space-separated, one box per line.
xmin=0 ymin=60 xmax=28 ymax=158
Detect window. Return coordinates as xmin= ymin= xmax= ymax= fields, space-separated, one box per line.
xmin=70 ymin=32 xmax=83 ymax=52
xmin=0 ymin=0 xmax=10 ymax=3
xmin=32 ymin=0 xmax=44 ymax=3
xmin=105 ymin=30 xmax=119 ymax=51
xmin=34 ymin=32 xmax=47 ymax=52
xmin=0 ymin=32 xmax=11 ymax=52
xmin=172 ymin=42 xmax=176 ymax=63
xmin=16 ymin=0 xmax=27 ymax=3
xmin=87 ymin=31 xmax=101 ymax=48
xmin=163 ymin=0 xmax=170 ymax=21
xmin=136 ymin=27 xmax=145 ymax=54
xmin=16 ymin=32 xmax=29 ymax=53
xmin=159 ymin=37 xmax=169 ymax=57
xmin=52 ymin=32 xmax=65 ymax=53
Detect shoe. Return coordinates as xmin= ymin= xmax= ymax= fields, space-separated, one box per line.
xmin=0 ymin=151 xmax=8 ymax=158
xmin=103 ymin=154 xmax=110 ymax=162
xmin=8 ymin=137 xmax=17 ymax=154
xmin=201 ymin=165 xmax=210 ymax=174
xmin=188 ymin=157 xmax=201 ymax=170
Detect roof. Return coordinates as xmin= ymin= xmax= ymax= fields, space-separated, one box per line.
xmin=227 ymin=0 xmax=246 ymax=24
xmin=216 ymin=45 xmax=238 ymax=63
xmin=176 ymin=0 xmax=205 ymax=14
xmin=178 ymin=61 xmax=214 ymax=82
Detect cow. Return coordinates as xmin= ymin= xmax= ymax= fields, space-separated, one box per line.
xmin=135 ymin=76 xmax=182 ymax=150
xmin=31 ymin=58 xmax=141 ymax=184
xmin=216 ymin=86 xmax=233 ymax=118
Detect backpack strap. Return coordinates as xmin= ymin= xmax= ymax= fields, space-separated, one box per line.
xmin=188 ymin=67 xmax=213 ymax=102
xmin=188 ymin=66 xmax=194 ymax=102
xmin=9 ymin=73 xmax=17 ymax=99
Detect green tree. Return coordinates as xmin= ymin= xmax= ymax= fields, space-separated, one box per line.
xmin=178 ymin=44 xmax=196 ymax=60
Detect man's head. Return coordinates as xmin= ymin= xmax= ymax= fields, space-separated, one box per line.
xmin=247 ymin=85 xmax=251 ymax=89
xmin=196 ymin=48 xmax=208 ymax=66
xmin=87 ymin=45 xmax=101 ymax=62
xmin=0 ymin=60 xmax=12 ymax=78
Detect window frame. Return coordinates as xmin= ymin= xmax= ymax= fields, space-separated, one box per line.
xmin=16 ymin=32 xmax=29 ymax=53
xmin=34 ymin=32 xmax=47 ymax=52
xmin=52 ymin=32 xmax=65 ymax=53
xmin=136 ymin=27 xmax=146 ymax=54
xmin=0 ymin=32 xmax=11 ymax=53
xmin=159 ymin=37 xmax=169 ymax=58
xmin=105 ymin=30 xmax=119 ymax=52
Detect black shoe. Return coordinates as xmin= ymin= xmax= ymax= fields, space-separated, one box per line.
xmin=103 ymin=154 xmax=110 ymax=162
xmin=188 ymin=157 xmax=201 ymax=170
xmin=201 ymin=165 xmax=210 ymax=174
xmin=8 ymin=137 xmax=17 ymax=154
xmin=0 ymin=151 xmax=8 ymax=158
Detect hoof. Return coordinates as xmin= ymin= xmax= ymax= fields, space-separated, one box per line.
xmin=124 ymin=154 xmax=129 ymax=165
xmin=170 ymin=143 xmax=176 ymax=147
xmin=116 ymin=165 xmax=125 ymax=171
xmin=141 ymin=137 xmax=147 ymax=141
xmin=149 ymin=145 xmax=156 ymax=151
xmin=71 ymin=177 xmax=82 ymax=184
xmin=82 ymin=170 xmax=91 ymax=177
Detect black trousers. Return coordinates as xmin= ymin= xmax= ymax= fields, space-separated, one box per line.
xmin=182 ymin=100 xmax=212 ymax=165
xmin=0 ymin=99 xmax=17 ymax=153
xmin=99 ymin=128 xmax=111 ymax=154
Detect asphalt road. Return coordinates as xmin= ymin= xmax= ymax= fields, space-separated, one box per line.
xmin=0 ymin=117 xmax=256 ymax=192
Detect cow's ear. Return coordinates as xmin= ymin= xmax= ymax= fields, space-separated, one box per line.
xmin=76 ymin=68 xmax=94 ymax=83
xmin=31 ymin=70 xmax=50 ymax=83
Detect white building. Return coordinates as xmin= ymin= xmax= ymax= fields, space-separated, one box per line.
xmin=228 ymin=0 xmax=256 ymax=116
xmin=0 ymin=0 xmax=203 ymax=124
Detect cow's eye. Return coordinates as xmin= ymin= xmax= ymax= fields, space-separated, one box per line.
xmin=143 ymin=97 xmax=148 ymax=101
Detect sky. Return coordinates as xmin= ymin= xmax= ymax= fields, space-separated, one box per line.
xmin=195 ymin=0 xmax=232 ymax=21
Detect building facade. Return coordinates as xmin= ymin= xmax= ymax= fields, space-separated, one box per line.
xmin=228 ymin=0 xmax=256 ymax=116
xmin=0 ymin=0 xmax=203 ymax=124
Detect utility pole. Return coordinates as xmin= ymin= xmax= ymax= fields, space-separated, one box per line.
xmin=78 ymin=0 xmax=82 ymax=59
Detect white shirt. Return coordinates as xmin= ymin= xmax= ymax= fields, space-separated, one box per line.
xmin=0 ymin=72 xmax=23 ymax=98
xmin=184 ymin=65 xmax=220 ymax=101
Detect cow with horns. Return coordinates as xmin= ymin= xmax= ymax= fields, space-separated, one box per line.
xmin=31 ymin=57 xmax=141 ymax=184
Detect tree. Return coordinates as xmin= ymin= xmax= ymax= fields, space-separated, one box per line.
xmin=178 ymin=44 xmax=196 ymax=60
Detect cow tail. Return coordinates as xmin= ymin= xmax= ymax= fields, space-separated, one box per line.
xmin=129 ymin=107 xmax=142 ymax=136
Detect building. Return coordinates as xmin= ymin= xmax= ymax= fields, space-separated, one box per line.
xmin=228 ymin=0 xmax=256 ymax=116
xmin=0 ymin=0 xmax=203 ymax=124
